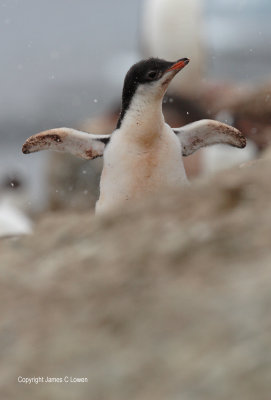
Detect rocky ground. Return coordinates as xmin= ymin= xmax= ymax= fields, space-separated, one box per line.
xmin=0 ymin=151 xmax=271 ymax=400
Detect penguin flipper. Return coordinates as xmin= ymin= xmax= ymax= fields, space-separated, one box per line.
xmin=174 ymin=120 xmax=246 ymax=157
xmin=22 ymin=127 xmax=111 ymax=159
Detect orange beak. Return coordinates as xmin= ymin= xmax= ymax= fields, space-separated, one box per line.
xmin=166 ymin=58 xmax=190 ymax=72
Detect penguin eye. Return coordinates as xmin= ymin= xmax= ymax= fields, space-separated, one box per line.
xmin=147 ymin=70 xmax=158 ymax=80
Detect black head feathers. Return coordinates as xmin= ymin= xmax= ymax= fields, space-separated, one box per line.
xmin=116 ymin=58 xmax=176 ymax=129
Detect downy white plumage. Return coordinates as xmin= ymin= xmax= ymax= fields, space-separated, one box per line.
xmin=22 ymin=58 xmax=246 ymax=214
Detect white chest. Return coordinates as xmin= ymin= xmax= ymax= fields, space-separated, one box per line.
xmin=95 ymin=124 xmax=188 ymax=214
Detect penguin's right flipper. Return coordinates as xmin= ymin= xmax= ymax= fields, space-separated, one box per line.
xmin=22 ymin=127 xmax=111 ymax=159
xmin=174 ymin=120 xmax=246 ymax=156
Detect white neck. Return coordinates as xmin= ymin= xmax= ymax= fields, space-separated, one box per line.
xmin=120 ymin=85 xmax=165 ymax=143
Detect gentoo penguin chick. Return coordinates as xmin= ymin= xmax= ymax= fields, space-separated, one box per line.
xmin=22 ymin=57 xmax=246 ymax=214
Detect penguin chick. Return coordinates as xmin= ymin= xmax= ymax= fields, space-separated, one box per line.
xmin=22 ymin=57 xmax=246 ymax=214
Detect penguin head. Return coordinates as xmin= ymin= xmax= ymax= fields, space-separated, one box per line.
xmin=117 ymin=57 xmax=189 ymax=128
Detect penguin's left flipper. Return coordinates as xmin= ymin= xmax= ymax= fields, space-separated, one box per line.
xmin=174 ymin=119 xmax=246 ymax=157
xmin=22 ymin=127 xmax=111 ymax=159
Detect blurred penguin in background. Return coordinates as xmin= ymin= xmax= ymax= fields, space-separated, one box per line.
xmin=142 ymin=0 xmax=204 ymax=98
xmin=0 ymin=175 xmax=32 ymax=238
